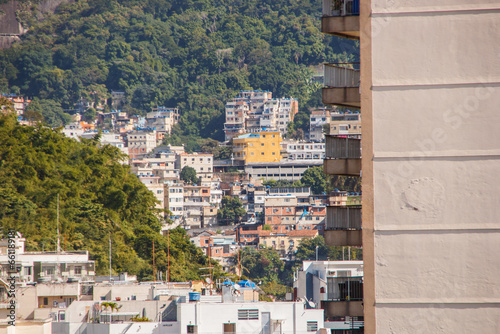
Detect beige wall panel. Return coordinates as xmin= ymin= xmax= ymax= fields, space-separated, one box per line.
xmin=373 ymin=159 xmax=500 ymax=229
xmin=373 ymin=0 xmax=500 ymax=12
xmin=371 ymin=13 xmax=500 ymax=86
xmin=372 ymin=86 xmax=500 ymax=153
xmin=376 ymin=305 xmax=500 ymax=333
xmin=374 ymin=231 xmax=500 ymax=300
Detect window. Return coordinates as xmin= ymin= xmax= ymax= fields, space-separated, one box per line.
xmin=74 ymin=266 xmax=82 ymax=275
xmin=238 ymin=309 xmax=259 ymax=320
xmin=307 ymin=321 xmax=318 ymax=332
xmin=43 ymin=297 xmax=48 ymax=306
xmin=261 ymin=143 xmax=264 ymax=146
xmin=261 ymin=152 xmax=264 ymax=155
xmin=272 ymin=152 xmax=275 ymax=155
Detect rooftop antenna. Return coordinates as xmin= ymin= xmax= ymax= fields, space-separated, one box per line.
xmin=57 ymin=194 xmax=61 ymax=253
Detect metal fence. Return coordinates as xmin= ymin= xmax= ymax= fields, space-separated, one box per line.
xmin=323 ymin=0 xmax=360 ymax=17
xmin=327 ymin=276 xmax=364 ymax=301
xmin=325 ymin=136 xmax=361 ymax=159
xmin=326 ymin=206 xmax=362 ymax=230
xmin=324 ymin=63 xmax=360 ymax=88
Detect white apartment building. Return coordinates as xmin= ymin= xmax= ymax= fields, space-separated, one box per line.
xmin=165 ymin=184 xmax=184 ymax=219
xmin=224 ymin=91 xmax=298 ymax=141
xmin=282 ymin=141 xmax=326 ymax=161
xmin=329 ymin=111 xmax=361 ymax=137
xmin=309 ymin=108 xmax=330 ymax=142
xmin=0 ymin=235 xmax=95 ymax=285
xmin=127 ymin=131 xmax=157 ymax=159
xmin=175 ymin=153 xmax=214 ymax=179
xmin=145 ymin=107 xmax=180 ymax=134
xmin=294 ymin=261 xmax=364 ymax=331
xmin=138 ymin=176 xmax=165 ymax=214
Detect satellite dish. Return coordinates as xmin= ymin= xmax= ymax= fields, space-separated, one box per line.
xmin=307 ymin=300 xmax=316 ymax=308
xmin=205 ymin=277 xmax=213 ymax=284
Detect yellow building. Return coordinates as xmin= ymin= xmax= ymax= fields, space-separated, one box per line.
xmin=232 ymin=131 xmax=282 ymax=163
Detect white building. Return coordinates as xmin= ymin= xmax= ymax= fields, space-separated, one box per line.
xmin=175 ymin=153 xmax=214 ymax=180
xmin=127 ymin=131 xmax=157 ymax=159
xmin=224 ymin=91 xmax=298 ymax=141
xmin=146 ymin=107 xmax=180 ymax=134
xmin=165 ymin=184 xmax=184 ymax=219
xmin=0 ymin=235 xmax=95 ymax=285
xmin=309 ymin=108 xmax=330 ymax=142
xmin=294 ymin=261 xmax=363 ymax=331
xmin=282 ymin=141 xmax=325 ymax=161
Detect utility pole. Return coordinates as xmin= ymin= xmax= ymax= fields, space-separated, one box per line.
xmin=167 ymin=230 xmax=170 ymax=283
xmin=208 ymin=244 xmax=212 ymax=294
xmin=153 ymin=240 xmax=156 ymax=282
xmin=109 ymin=232 xmax=112 ymax=283
xmin=56 ymin=194 xmax=61 ymax=253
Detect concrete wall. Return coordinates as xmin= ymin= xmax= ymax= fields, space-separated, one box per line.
xmin=363 ymin=1 xmax=500 ymax=332
xmin=178 ymin=302 xmax=323 ymax=334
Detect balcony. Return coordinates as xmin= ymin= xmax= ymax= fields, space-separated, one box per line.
xmin=322 ymin=0 xmax=360 ymax=40
xmin=324 ymin=205 xmax=362 ymax=246
xmin=323 ymin=135 xmax=361 ymax=176
xmin=323 ymin=64 xmax=360 ymax=108
xmin=322 ymin=276 xmax=364 ymax=317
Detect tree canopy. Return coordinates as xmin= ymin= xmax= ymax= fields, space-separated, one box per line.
xmin=0 ymin=109 xmax=218 ymax=281
xmin=179 ymin=166 xmax=199 ymax=185
xmin=0 ymin=0 xmax=357 ymax=147
xmin=217 ymin=196 xmax=246 ymax=225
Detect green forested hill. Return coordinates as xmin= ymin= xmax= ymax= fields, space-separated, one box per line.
xmin=0 ymin=105 xmax=217 ymax=280
xmin=0 ymin=0 xmax=357 ymax=145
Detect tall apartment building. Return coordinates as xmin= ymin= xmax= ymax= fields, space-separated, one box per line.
xmin=324 ymin=0 xmax=500 ymax=332
xmin=223 ymin=91 xmax=298 ymax=141
xmin=321 ymin=0 xmax=364 ymax=330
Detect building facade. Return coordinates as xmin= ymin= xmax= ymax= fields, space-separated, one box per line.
xmin=232 ymin=131 xmax=282 ymax=163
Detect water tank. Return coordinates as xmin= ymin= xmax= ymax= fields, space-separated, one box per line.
xmin=188 ymin=292 xmax=201 ymax=301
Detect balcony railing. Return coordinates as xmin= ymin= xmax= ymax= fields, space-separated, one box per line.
xmin=323 ymin=0 xmax=360 ymax=17
xmin=327 ymin=276 xmax=363 ymax=301
xmin=326 ymin=206 xmax=362 ymax=230
xmin=324 ymin=64 xmax=360 ymax=88
xmin=325 ymin=135 xmax=361 ymax=159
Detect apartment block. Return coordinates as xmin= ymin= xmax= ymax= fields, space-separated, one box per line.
xmin=224 ymin=91 xmax=298 ymax=141
xmin=329 ymin=111 xmax=361 ymax=136
xmin=126 ymin=131 xmax=157 ymax=159
xmin=294 ymin=260 xmax=364 ymax=331
xmin=232 ymin=130 xmax=282 ymax=163
xmin=165 ymin=184 xmax=184 ymax=218
xmin=309 ymin=107 xmax=330 ymax=142
xmin=175 ymin=153 xmax=214 ymax=179
xmin=145 ymin=107 xmax=180 ymax=134
xmin=321 ymin=1 xmax=364 ymax=331
xmin=282 ymin=141 xmax=325 ymax=161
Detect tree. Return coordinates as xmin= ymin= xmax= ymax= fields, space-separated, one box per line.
xmin=180 ymin=166 xmax=199 ymax=185
xmin=217 ymin=196 xmax=246 ymax=225
xmin=300 ymin=166 xmax=329 ymax=194
xmin=295 ymin=236 xmax=330 ymax=261
xmin=84 ymin=107 xmax=97 ymax=122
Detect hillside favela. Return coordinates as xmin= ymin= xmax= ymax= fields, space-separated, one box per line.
xmin=0 ymin=0 xmax=499 ymax=333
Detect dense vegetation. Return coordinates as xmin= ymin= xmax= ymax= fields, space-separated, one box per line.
xmin=0 ymin=0 xmax=357 ymax=150
xmin=0 ymin=106 xmax=218 ymax=280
